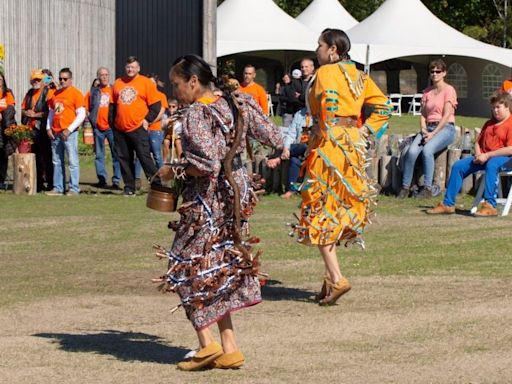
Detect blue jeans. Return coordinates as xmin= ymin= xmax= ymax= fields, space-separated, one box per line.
xmin=402 ymin=123 xmax=456 ymax=188
xmin=443 ymin=156 xmax=512 ymax=207
xmin=94 ymin=127 xmax=121 ymax=185
xmin=51 ymin=130 xmax=79 ymax=193
xmin=135 ymin=130 xmax=163 ymax=179
xmin=286 ymin=143 xmax=307 ymax=192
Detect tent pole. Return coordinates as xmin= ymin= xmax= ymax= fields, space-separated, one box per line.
xmin=364 ymin=44 xmax=370 ymax=74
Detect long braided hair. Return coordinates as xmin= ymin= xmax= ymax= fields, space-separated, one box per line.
xmin=171 ymin=55 xmax=248 ymax=255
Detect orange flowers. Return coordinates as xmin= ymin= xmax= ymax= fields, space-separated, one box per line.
xmin=4 ymin=124 xmax=33 ymax=143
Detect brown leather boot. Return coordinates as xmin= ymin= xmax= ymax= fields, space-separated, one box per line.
xmin=426 ymin=202 xmax=455 ymax=214
xmin=474 ymin=201 xmax=498 ymax=217
xmin=211 ymin=350 xmax=245 ymax=369
xmin=319 ymin=277 xmax=351 ymax=306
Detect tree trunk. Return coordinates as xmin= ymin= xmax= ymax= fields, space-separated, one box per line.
xmin=13 ymin=153 xmax=36 ymax=195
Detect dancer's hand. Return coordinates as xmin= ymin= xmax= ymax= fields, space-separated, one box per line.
xmin=281 ymin=147 xmax=290 ymax=160
xmin=267 ymin=157 xmax=281 ymax=169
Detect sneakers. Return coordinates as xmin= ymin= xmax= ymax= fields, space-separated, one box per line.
xmin=474 ymin=201 xmax=498 ymax=217
xmin=426 ymin=202 xmax=455 ymax=214
xmin=416 ymin=187 xmax=433 ymax=199
xmin=397 ymin=187 xmax=409 ymax=199
xmin=123 ymin=189 xmax=135 ymax=197
xmin=45 ymin=189 xmax=64 ymax=196
xmin=93 ymin=180 xmax=107 ymax=188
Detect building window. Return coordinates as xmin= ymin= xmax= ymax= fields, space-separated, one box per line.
xmin=399 ymin=69 xmax=417 ymax=94
xmin=370 ymin=70 xmax=387 ymax=93
xmin=446 ymin=63 xmax=468 ymax=98
xmin=482 ymin=64 xmax=504 ymax=98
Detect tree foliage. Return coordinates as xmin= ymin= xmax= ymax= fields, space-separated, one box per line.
xmin=217 ymin=0 xmax=512 ymax=48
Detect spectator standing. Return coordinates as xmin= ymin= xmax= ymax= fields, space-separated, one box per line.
xmin=279 ymin=73 xmax=296 ymax=127
xmin=84 ymin=67 xmax=121 ymax=189
xmin=293 ymin=58 xmax=315 ymax=112
xmin=21 ymin=70 xmax=55 ymax=192
xmin=112 ymin=56 xmax=162 ymax=195
xmin=162 ymin=98 xmax=183 ymax=162
xmin=46 ymin=68 xmax=86 ymax=196
xmin=134 ymin=74 xmax=168 ymax=184
xmin=0 ymin=73 xmax=16 ymax=190
xmin=239 ymin=64 xmax=268 ymax=114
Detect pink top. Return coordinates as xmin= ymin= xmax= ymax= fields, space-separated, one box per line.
xmin=421 ymin=84 xmax=457 ymax=123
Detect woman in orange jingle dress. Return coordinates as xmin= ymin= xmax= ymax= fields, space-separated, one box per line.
xmin=270 ymin=28 xmax=392 ymax=306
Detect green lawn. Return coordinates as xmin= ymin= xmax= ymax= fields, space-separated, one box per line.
xmin=1 ymin=163 xmax=511 ymax=308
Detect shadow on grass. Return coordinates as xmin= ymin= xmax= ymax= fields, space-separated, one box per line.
xmin=261 ymin=279 xmax=316 ymax=303
xmin=34 ymin=329 xmax=188 ymax=364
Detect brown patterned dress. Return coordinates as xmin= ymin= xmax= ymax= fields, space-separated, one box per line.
xmin=161 ymin=93 xmax=282 ymax=330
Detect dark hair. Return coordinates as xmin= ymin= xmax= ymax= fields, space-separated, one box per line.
xmin=59 ymin=67 xmax=72 ymax=78
xmin=126 ymin=56 xmax=139 ymax=64
xmin=429 ymin=59 xmax=447 ymax=72
xmin=42 ymin=69 xmax=53 ymax=77
xmin=490 ymin=91 xmax=512 ymax=108
xmin=91 ymin=78 xmax=100 ymax=88
xmin=171 ymin=54 xmax=215 ymax=87
xmin=0 ymin=73 xmax=8 ymax=94
xmin=320 ymin=28 xmax=351 ymax=61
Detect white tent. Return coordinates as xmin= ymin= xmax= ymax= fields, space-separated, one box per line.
xmin=296 ymin=0 xmax=358 ymax=35
xmin=217 ymin=0 xmax=318 ymax=57
xmin=346 ymin=0 xmax=512 ymax=67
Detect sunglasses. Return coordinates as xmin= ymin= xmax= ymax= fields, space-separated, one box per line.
xmin=430 ymin=70 xmax=443 ymax=74
xmin=59 ymin=77 xmax=70 ymax=81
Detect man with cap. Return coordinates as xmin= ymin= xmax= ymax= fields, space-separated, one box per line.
xmin=21 ymin=69 xmax=55 ymax=192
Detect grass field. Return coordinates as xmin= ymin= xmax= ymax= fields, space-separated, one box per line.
xmin=1 ymin=154 xmax=511 ymax=383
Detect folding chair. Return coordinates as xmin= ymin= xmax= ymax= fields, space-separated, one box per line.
xmin=470 ymin=170 xmax=512 ymax=216
xmin=389 ymin=93 xmax=402 ymax=116
xmin=407 ymin=93 xmax=423 ymax=116
xmin=267 ymin=93 xmax=274 ymax=116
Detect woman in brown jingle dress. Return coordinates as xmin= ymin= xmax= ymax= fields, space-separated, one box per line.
xmin=158 ymin=55 xmax=282 ymax=371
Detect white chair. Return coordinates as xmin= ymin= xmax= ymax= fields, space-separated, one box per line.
xmin=267 ymin=93 xmax=274 ymax=117
xmin=470 ymin=170 xmax=512 ymax=216
xmin=408 ymin=93 xmax=423 ymax=116
xmin=389 ymin=93 xmax=402 ymax=116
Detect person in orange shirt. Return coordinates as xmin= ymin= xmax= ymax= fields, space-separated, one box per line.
xmin=112 ymin=56 xmax=162 ymax=195
xmin=134 ymin=74 xmax=168 ymax=184
xmin=84 ymin=67 xmax=121 ymax=189
xmin=46 ymin=67 xmax=86 ymax=196
xmin=239 ymin=64 xmax=269 ymax=115
xmin=21 ymin=69 xmax=55 ymax=192
xmin=0 ymin=72 xmax=16 ymax=189
xmin=500 ymin=79 xmax=512 ymax=94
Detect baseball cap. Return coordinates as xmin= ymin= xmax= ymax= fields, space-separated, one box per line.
xmin=292 ymin=69 xmax=302 ymax=79
xmin=31 ymin=70 xmax=44 ymax=81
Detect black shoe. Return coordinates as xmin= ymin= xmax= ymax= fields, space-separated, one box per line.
xmin=123 ymin=189 xmax=135 ymax=197
xmin=416 ymin=187 xmax=433 ymax=199
xmin=94 ymin=180 xmax=108 ymax=188
xmin=397 ymin=188 xmax=409 ymax=199
xmin=111 ymin=183 xmax=122 ymax=191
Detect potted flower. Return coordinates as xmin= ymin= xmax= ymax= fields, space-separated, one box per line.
xmin=4 ymin=124 xmax=33 ymax=153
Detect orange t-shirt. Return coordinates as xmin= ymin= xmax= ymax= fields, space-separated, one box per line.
xmin=239 ymin=82 xmax=269 ymax=115
xmin=84 ymin=86 xmax=113 ymax=131
xmin=0 ymin=90 xmax=15 ymax=112
xmin=48 ymin=86 xmax=85 ymax=133
xmin=478 ymin=115 xmax=512 ymax=153
xmin=112 ymin=75 xmax=160 ymax=132
xmin=148 ymin=91 xmax=169 ymax=131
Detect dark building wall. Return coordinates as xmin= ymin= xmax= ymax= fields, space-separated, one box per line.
xmin=116 ymin=0 xmax=203 ymax=96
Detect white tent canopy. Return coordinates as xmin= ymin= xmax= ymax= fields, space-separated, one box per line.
xmin=346 ymin=0 xmax=512 ymax=67
xmin=217 ymin=0 xmax=318 ymax=57
xmin=296 ymin=0 xmax=358 ymax=35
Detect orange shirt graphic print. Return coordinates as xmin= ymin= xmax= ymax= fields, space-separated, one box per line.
xmin=54 ymin=102 xmax=65 ymax=114
xmin=119 ymin=86 xmax=137 ymax=105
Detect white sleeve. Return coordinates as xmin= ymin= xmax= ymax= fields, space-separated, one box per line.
xmin=46 ymin=109 xmax=55 ymax=130
xmin=67 ymin=107 xmax=86 ymax=133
